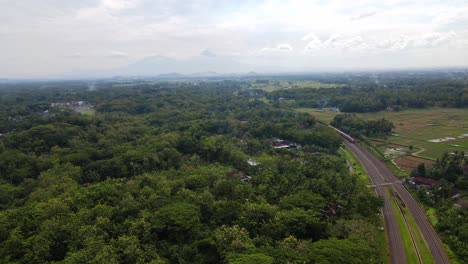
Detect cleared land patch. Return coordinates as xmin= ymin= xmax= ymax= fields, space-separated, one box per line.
xmin=298 ymin=107 xmax=468 ymax=159
xmin=296 ymin=108 xmax=341 ymax=123
xmin=253 ymin=80 xmax=342 ymax=92
xmin=394 ymin=155 xmax=435 ymax=173
xmin=358 ymin=108 xmax=468 ymax=159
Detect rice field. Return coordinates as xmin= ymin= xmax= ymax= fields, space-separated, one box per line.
xmin=298 ymin=107 xmax=468 ymax=159
xmin=394 ymin=155 xmax=435 ymax=172
xmin=253 ymin=81 xmax=342 ymax=92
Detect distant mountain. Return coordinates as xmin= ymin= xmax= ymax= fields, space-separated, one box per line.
xmin=112 ymin=55 xmax=249 ymax=77
xmin=116 ymin=56 xmax=179 ymax=76
xmin=190 ymin=71 xmax=218 ymax=77
xmin=156 ymin=72 xmax=186 ymax=79
xmin=57 ymin=54 xmax=253 ymax=79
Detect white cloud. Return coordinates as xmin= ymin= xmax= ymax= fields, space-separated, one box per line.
xmin=106 ymin=51 xmax=129 ymax=58
xmin=411 ymin=32 xmax=457 ymax=48
xmin=277 ymin=44 xmax=293 ymax=51
xmin=350 ymin=11 xmax=379 ymax=21
xmin=1 ymin=0 xmax=467 ymax=77
xmin=304 ymin=31 xmax=458 ymax=53
xmin=303 ymin=33 xmax=322 ymax=50
xmin=432 ymin=7 xmax=468 ymax=27
xmin=259 ymin=43 xmax=294 ymax=55
xmin=101 ymin=0 xmax=139 ymax=10
xmin=75 ymin=0 xmax=139 ymax=28
xmin=304 ymin=34 xmax=369 ymax=52
xmin=200 ymin=48 xmax=216 ymax=57
xmin=64 ymin=53 xmax=85 ymax=59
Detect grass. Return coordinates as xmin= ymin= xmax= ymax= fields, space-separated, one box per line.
xmin=339 ymin=146 xmax=371 ymax=184
xmin=258 ymin=97 xmax=271 ymax=104
xmin=252 ymin=80 xmax=342 ymax=92
xmin=298 ymin=107 xmax=468 ymax=160
xmin=388 ymin=188 xmax=435 ymax=264
xmin=387 ymin=188 xmax=420 ymax=264
xmin=345 ymin=145 xmax=435 ymax=263
xmin=339 ymin=146 xmax=389 ymax=263
xmin=296 ymin=108 xmax=341 ymax=123
xmin=400 ymin=204 xmax=434 ymax=264
xmin=357 ymin=108 xmax=468 ymax=159
xmin=443 ymin=245 xmax=461 ymax=264
xmin=405 ymin=188 xmax=439 ymax=227
xmin=376 ymin=224 xmax=391 ymax=264
xmin=362 ymin=142 xmax=409 ymax=178
xmin=405 ymin=184 xmax=463 ymax=264
xmin=425 ymin=208 xmax=439 ymax=226
xmin=79 ymin=109 xmax=96 ymax=116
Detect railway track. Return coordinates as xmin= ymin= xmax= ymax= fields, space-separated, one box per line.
xmin=344 ymin=141 xmax=450 ymax=264
xmin=345 ymin=141 xmax=407 ymax=264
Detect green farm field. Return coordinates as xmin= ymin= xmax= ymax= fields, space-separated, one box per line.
xmin=253 ymin=80 xmax=341 ymax=92
xmin=296 ymin=108 xmax=341 ymax=123
xmin=297 ymin=107 xmax=468 ymax=160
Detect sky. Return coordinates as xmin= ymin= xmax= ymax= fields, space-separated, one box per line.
xmin=1 ymin=0 xmax=468 ymax=78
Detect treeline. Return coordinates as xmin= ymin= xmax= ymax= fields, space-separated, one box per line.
xmin=331 ymin=114 xmax=394 ymax=138
xmin=267 ymin=78 xmax=467 ymax=112
xmin=0 ymin=82 xmax=383 ymax=263
xmin=0 ymin=84 xmax=341 ymax=185
xmin=412 ymin=151 xmax=468 ymax=260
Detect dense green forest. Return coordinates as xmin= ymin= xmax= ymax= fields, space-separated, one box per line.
xmin=265 ymin=73 xmax=468 ymax=112
xmin=1 ymin=73 xmax=467 ymax=263
xmin=330 ymin=114 xmax=394 ymax=138
xmin=0 ymin=81 xmax=384 ymax=263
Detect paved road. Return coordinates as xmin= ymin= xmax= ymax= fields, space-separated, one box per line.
xmin=345 ymin=141 xmax=450 ymax=264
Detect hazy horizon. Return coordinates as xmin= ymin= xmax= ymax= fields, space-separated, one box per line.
xmin=2 ymin=0 xmax=468 ymax=78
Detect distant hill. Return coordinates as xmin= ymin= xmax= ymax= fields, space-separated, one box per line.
xmin=191 ymin=71 xmax=218 ymax=77
xmin=112 ymin=55 xmax=249 ymax=77
xmin=156 ymin=72 xmax=186 ymax=79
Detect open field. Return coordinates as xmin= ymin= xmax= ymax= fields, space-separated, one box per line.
xmin=359 ymin=108 xmax=468 ymax=159
xmin=394 ymin=155 xmax=435 ymax=173
xmin=253 ymin=80 xmax=342 ymax=92
xmin=296 ymin=108 xmax=341 ymax=123
xmin=78 ymin=109 xmax=96 ymax=116
xmin=298 ymin=107 xmax=468 ymax=159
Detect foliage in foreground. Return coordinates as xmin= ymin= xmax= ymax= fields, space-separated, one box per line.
xmin=0 ymin=81 xmax=384 ymax=263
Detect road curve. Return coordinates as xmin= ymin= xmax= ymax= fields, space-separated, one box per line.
xmin=345 ymin=141 xmax=406 ymax=264
xmin=345 ymin=141 xmax=450 ymax=264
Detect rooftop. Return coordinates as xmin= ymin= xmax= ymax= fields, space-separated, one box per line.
xmin=410 ymin=177 xmax=440 ymax=186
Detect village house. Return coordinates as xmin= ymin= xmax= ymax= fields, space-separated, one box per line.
xmin=408 ymin=177 xmax=441 ymax=196
xmin=226 ymin=169 xmax=252 ymax=183
xmin=271 ymin=138 xmax=301 ymax=149
xmin=247 ymin=158 xmax=259 ymax=166
xmin=454 ymin=199 xmax=468 ymax=210
xmin=408 ymin=177 xmax=440 ymax=188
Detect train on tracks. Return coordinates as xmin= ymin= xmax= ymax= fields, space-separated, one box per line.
xmin=328 ymin=125 xmax=356 ymax=143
